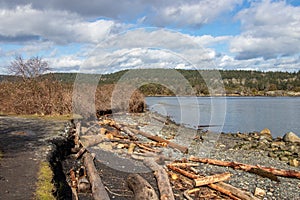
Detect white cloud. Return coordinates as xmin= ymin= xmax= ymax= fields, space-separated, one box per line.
xmin=80 ymin=29 xmax=219 ymax=73
xmin=231 ymin=0 xmax=300 ymax=60
xmin=152 ymin=0 xmax=242 ymax=27
xmin=216 ymin=54 xmax=300 ymax=72
xmin=0 ymin=4 xmax=123 ymax=44
xmin=50 ymin=55 xmax=82 ymax=72
xmin=0 ymin=0 xmax=243 ymax=28
xmin=0 ymin=1 xmax=299 ymax=73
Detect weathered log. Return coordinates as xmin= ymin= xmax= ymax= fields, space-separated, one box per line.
xmin=215 ymin=182 xmax=259 ymax=200
xmin=194 ymin=172 xmax=231 ymax=187
xmin=183 ymin=188 xmax=201 ymax=200
xmin=83 ymin=152 xmax=110 ymax=200
xmin=143 ymin=158 xmax=175 ymax=200
xmin=107 ymin=130 xmax=128 ymax=139
xmin=75 ymin=147 xmax=86 ymax=159
xmin=167 ymin=171 xmax=194 ymax=188
xmin=127 ymin=174 xmax=159 ymax=200
xmin=167 ymin=165 xmax=199 ymax=179
xmin=136 ymin=143 xmax=161 ymax=153
xmin=248 ymin=168 xmax=279 ymax=181
xmin=189 ymin=156 xmax=300 ymax=179
xmin=121 ymin=126 xmax=138 ymax=140
xmin=208 ymin=183 xmax=241 ymax=200
xmin=169 ymin=162 xmax=199 ymax=168
xmin=129 ymin=127 xmax=188 ymax=153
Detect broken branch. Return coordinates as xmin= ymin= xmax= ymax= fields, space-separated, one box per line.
xmin=189 ymin=156 xmax=300 ymax=179
xmin=129 ymin=127 xmax=188 ymax=153
xmin=167 ymin=165 xmax=199 ymax=179
xmin=194 ymin=172 xmax=231 ymax=187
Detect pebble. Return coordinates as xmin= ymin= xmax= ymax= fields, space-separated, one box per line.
xmin=289 ymin=158 xmax=299 ymax=167
xmin=254 ymin=187 xmax=266 ymax=197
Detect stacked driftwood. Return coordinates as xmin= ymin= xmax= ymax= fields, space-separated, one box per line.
xmin=67 ymin=117 xmax=300 ymax=200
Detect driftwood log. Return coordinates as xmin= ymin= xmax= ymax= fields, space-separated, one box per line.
xmin=167 ymin=165 xmax=199 ymax=179
xmin=129 ymin=127 xmax=188 ymax=153
xmin=143 ymin=158 xmax=175 ymax=200
xmin=208 ymin=183 xmax=241 ymax=200
xmin=83 ymin=152 xmax=110 ymax=200
xmin=215 ymin=182 xmax=259 ymax=200
xmin=194 ymin=172 xmax=231 ymax=187
xmin=189 ymin=156 xmax=300 ymax=179
xmin=127 ymin=174 xmax=159 ymax=200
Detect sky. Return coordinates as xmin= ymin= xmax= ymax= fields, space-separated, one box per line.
xmin=0 ymin=0 xmax=300 ymax=74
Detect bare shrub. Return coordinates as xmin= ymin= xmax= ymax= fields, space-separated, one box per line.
xmin=0 ymin=76 xmax=144 ymax=116
xmin=0 ymin=79 xmax=72 ymax=115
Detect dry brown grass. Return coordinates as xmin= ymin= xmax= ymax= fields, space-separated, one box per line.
xmin=0 ymin=80 xmax=144 ymax=116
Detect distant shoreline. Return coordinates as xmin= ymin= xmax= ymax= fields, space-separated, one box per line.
xmin=145 ymin=93 xmax=300 ymax=97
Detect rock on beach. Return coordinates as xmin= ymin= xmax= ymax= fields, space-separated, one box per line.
xmin=260 ymin=128 xmax=272 ymax=136
xmin=283 ymin=132 xmax=300 ymax=143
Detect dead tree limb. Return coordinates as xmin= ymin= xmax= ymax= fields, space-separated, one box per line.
xmin=127 ymin=174 xmax=159 ymax=200
xmin=208 ymin=183 xmax=241 ymax=200
xmin=143 ymin=158 xmax=175 ymax=200
xmin=83 ymin=152 xmax=110 ymax=200
xmin=215 ymin=182 xmax=259 ymax=200
xmin=167 ymin=165 xmax=199 ymax=179
xmin=169 ymin=162 xmax=199 ymax=168
xmin=75 ymin=147 xmax=86 ymax=159
xmin=129 ymin=127 xmax=188 ymax=153
xmin=194 ymin=172 xmax=231 ymax=187
xmin=189 ymin=156 xmax=300 ymax=179
xmin=121 ymin=126 xmax=138 ymax=140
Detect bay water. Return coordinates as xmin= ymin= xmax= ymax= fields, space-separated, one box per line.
xmin=146 ymin=96 xmax=300 ymax=138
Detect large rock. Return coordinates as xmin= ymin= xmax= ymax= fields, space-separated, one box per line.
xmin=260 ymin=128 xmax=272 ymax=138
xmin=283 ymin=132 xmax=300 ymax=143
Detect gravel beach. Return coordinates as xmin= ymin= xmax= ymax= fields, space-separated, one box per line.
xmin=109 ymin=111 xmax=300 ymax=200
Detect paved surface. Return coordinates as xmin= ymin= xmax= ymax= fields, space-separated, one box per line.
xmin=0 ymin=116 xmax=66 ymax=200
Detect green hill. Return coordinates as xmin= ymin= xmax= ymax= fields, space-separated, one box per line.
xmin=1 ymin=69 xmax=299 ymax=96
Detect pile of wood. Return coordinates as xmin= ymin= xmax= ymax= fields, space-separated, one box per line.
xmin=66 ymin=116 xmax=300 ymax=200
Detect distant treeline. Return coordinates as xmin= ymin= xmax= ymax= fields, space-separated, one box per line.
xmin=1 ymin=69 xmax=299 ymax=96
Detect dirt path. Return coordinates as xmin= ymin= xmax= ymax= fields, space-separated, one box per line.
xmin=0 ymin=116 xmax=66 ymax=200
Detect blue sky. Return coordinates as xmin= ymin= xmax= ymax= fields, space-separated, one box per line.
xmin=0 ymin=0 xmax=300 ymax=74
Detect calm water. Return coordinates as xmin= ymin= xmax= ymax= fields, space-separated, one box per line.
xmin=146 ymin=96 xmax=300 ymax=137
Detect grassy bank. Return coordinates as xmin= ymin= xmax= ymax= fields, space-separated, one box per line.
xmin=35 ymin=162 xmax=55 ymax=200
xmin=0 ymin=79 xmax=145 ymax=116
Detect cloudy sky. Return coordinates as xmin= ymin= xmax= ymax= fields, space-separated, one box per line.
xmin=0 ymin=0 xmax=300 ymax=74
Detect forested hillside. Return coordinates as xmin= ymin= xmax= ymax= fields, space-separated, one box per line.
xmin=1 ymin=69 xmax=299 ymax=96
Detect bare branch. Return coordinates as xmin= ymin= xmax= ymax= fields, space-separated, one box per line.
xmin=7 ymin=55 xmax=50 ymax=80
